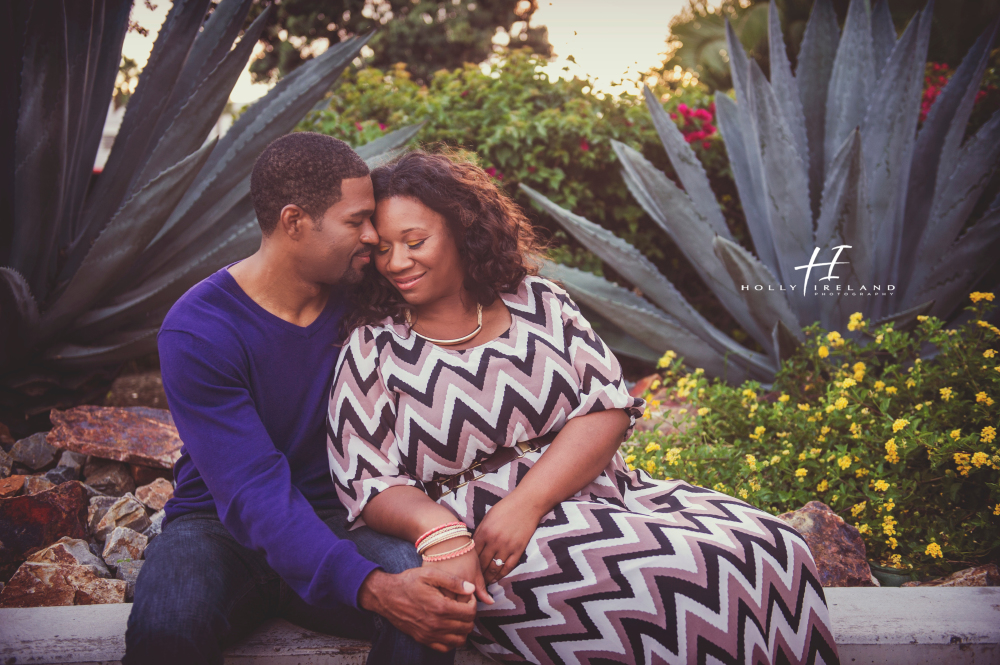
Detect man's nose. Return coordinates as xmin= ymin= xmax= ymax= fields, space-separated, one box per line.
xmin=359 ymin=219 xmax=378 ymax=245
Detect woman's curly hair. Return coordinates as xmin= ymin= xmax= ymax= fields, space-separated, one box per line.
xmin=344 ymin=150 xmax=544 ymax=331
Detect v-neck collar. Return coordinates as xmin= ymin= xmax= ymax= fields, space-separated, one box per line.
xmin=220 ymin=265 xmax=344 ymax=339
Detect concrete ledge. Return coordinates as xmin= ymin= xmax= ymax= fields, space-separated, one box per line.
xmin=0 ymin=588 xmax=997 ymax=664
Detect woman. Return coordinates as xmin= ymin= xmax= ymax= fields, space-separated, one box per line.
xmin=327 ymin=151 xmax=839 ymax=665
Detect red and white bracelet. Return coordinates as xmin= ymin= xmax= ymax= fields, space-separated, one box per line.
xmin=422 ymin=538 xmax=476 ymax=562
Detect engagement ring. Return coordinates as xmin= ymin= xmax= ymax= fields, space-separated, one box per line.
xmin=493 ymin=558 xmax=505 ymax=567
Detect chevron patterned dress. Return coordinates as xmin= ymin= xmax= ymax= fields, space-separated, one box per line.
xmin=327 ymin=277 xmax=839 ymax=665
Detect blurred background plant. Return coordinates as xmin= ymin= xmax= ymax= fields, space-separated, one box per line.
xmin=523 ymin=0 xmax=1000 ymax=383
xmin=625 ymin=294 xmax=1000 ymax=580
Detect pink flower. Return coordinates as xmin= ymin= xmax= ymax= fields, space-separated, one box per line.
xmin=355 ymin=122 xmax=363 ymax=131
xmin=684 ymin=134 xmax=697 ymax=143
xmin=709 ymin=101 xmax=716 ymax=113
xmin=670 ymin=112 xmax=678 ymax=120
xmin=461 ymin=90 xmax=469 ymax=97
xmin=485 ymin=167 xmax=496 ymax=177
xmin=580 ymin=139 xmax=590 ymax=151
xmin=379 ymin=123 xmax=386 ymax=131
xmin=702 ymin=124 xmax=716 ymax=135
xmin=527 ymin=165 xmax=536 ymax=173
xmin=694 ymin=108 xmax=712 ymax=121
xmin=702 ymin=140 xmax=711 ymax=149
xmin=677 ymin=103 xmax=689 ymax=114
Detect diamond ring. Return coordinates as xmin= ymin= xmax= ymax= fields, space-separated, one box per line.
xmin=492 ymin=558 xmax=505 ymax=567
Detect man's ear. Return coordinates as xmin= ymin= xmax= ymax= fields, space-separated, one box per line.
xmin=277 ymin=204 xmax=311 ymax=239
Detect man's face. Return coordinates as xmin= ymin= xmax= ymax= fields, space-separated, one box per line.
xmin=296 ymin=176 xmax=378 ymax=285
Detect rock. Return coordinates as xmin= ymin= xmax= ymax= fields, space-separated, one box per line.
xmin=777 ymin=501 xmax=875 ymax=587
xmin=143 ymin=509 xmax=165 ymax=542
xmin=902 ymin=563 xmax=1000 ymax=587
xmin=135 ymin=477 xmax=173 ymax=512
xmin=48 ymin=406 xmax=181 ymax=469
xmin=27 ymin=536 xmax=111 ymax=578
xmin=24 ymin=475 xmax=56 ymax=494
xmin=0 ymin=481 xmax=89 ymax=565
xmin=87 ymin=495 xmax=120 ymax=536
xmin=57 ymin=451 xmax=87 ymax=474
xmin=102 ymin=527 xmax=147 ymax=567
xmin=83 ymin=458 xmax=135 ymax=497
xmin=94 ymin=493 xmax=151 ymax=542
xmin=0 ymin=448 xmax=12 ymax=477
xmin=45 ymin=465 xmax=79 ymax=485
xmin=9 ymin=432 xmax=57 ymax=470
xmin=0 ymin=475 xmax=26 ymax=498
xmin=0 ymin=421 xmax=14 ymax=451
xmin=116 ymin=559 xmax=144 ymax=601
xmin=130 ymin=463 xmax=172 ymax=487
xmin=0 ymin=562 xmax=127 ymax=607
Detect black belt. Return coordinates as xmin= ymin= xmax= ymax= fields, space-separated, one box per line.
xmin=424 ymin=432 xmax=557 ymax=501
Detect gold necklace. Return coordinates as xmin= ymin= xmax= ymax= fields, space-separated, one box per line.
xmin=406 ymin=303 xmax=483 ymax=345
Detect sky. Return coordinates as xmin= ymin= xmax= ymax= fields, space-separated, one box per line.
xmin=122 ymin=0 xmax=690 ymax=105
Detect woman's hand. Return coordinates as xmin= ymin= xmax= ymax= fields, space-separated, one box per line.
xmin=474 ymin=495 xmax=545 ymax=585
xmin=423 ymin=538 xmax=494 ymax=606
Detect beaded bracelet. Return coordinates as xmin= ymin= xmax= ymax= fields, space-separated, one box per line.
xmin=415 ymin=522 xmax=466 ymax=549
xmin=422 ymin=538 xmax=476 ymax=562
xmin=417 ymin=526 xmax=471 ymax=554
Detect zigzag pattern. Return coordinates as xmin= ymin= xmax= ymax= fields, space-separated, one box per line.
xmin=326 ymin=277 xmax=838 ymax=664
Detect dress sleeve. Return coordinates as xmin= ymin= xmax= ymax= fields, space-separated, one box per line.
xmin=549 ymin=282 xmax=646 ymax=440
xmin=327 ymin=327 xmax=421 ymax=524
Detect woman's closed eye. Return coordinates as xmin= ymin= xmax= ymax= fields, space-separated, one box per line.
xmin=405 ymin=239 xmax=426 ymax=250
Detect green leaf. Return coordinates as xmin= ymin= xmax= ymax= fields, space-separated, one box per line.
xmin=0 ymin=268 xmax=40 ymax=373
xmin=355 ymin=122 xmax=426 ymax=164
xmin=41 ymin=139 xmax=216 ymax=339
xmin=767 ymin=2 xmax=808 ymax=170
xmin=42 ymin=328 xmax=159 ymax=370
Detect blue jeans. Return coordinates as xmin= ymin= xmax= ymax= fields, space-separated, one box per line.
xmin=124 ymin=507 xmax=454 ymax=665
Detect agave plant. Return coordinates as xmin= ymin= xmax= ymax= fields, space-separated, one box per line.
xmin=0 ymin=0 xmax=418 ymax=432
xmin=524 ymin=0 xmax=1000 ymax=385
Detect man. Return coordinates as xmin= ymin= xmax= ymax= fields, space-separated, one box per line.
xmin=125 ymin=133 xmax=476 ymax=665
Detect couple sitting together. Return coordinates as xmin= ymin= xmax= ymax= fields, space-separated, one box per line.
xmin=124 ymin=133 xmax=839 ymax=665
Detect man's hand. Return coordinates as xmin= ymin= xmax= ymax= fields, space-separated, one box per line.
xmin=358 ymin=568 xmax=478 ymax=652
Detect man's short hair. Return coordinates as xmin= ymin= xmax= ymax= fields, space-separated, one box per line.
xmin=250 ymin=132 xmax=370 ymax=235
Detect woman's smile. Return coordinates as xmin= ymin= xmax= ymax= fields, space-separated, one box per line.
xmin=393 ymin=272 xmax=425 ymax=290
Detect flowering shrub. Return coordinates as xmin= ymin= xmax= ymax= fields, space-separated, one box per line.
xmin=624 ymin=294 xmax=1000 ymax=580
xmin=920 ymin=58 xmax=1000 ymax=128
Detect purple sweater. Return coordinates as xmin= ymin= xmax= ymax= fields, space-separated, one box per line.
xmin=159 ymin=267 xmax=379 ymax=609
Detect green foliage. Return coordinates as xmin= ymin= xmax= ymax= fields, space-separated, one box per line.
xmin=524 ymin=0 xmax=1000 ymax=383
xmin=247 ymin=0 xmax=551 ymax=84
xmin=626 ymin=293 xmax=1000 ymax=579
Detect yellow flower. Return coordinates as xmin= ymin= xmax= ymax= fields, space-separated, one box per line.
xmin=624 ymin=454 xmax=636 ymax=464
xmin=905 ymin=378 xmax=916 ymax=388
xmin=876 ymin=333 xmax=884 ymax=344
xmin=857 ymin=523 xmax=871 ymax=535
xmin=749 ymin=478 xmax=761 ymax=491
xmin=778 ymin=394 xmax=790 ymax=403
xmin=748 ymin=425 xmax=766 ymax=441
xmin=649 ymin=379 xmax=661 ymax=392
xmin=994 ymin=504 xmax=1000 ymax=516
xmin=838 ymin=455 xmax=852 ymax=470
xmin=841 ymin=377 xmax=857 ymax=388
xmin=797 ymin=403 xmax=811 ymax=412
xmin=917 ymin=315 xmax=929 ymax=322
xmin=817 ymin=479 xmax=829 ymax=492
xmin=771 ymin=455 xmax=781 ymax=465
xmin=939 ymin=387 xmax=953 ymax=401
xmin=827 ymin=331 xmax=844 ymax=347
xmin=873 ymin=479 xmax=889 ymax=492
xmin=874 ymin=381 xmax=885 ymax=391
xmin=738 ymin=488 xmax=749 ymax=499
xmin=818 ymin=345 xmax=830 ymax=359
xmin=925 ymin=542 xmax=943 ymax=558
xmin=657 ymin=350 xmax=677 ymax=368
xmin=642 ymin=409 xmax=651 ymax=420
xmin=855 ymin=467 xmax=870 ymax=478
xmin=847 ymin=313 xmax=865 ymax=331
xmin=742 ymin=388 xmax=758 ymax=400
xmin=885 ymin=386 xmax=898 ymax=395
xmin=649 ymin=400 xmax=662 ymax=410
xmin=972 ymin=452 xmax=989 ymax=467
xmin=811 ymin=447 xmax=823 ymax=456
xmin=983 ymin=426 xmax=997 ymax=444
xmin=849 ymin=422 xmax=861 ymax=438
xmin=795 ymin=468 xmax=808 ymax=478
xmin=984 ymin=349 xmax=997 ymax=359
xmin=850 ymin=501 xmax=866 ymax=517
xmin=970 ymin=291 xmax=995 ymax=303
xmin=697 ymin=407 xmax=710 ymax=416
xmin=886 ymin=537 xmax=898 ymax=549
xmin=834 ymin=397 xmax=848 ymax=410
xmin=853 ymin=362 xmax=866 ymax=373
xmin=882 ymin=515 xmax=897 ymax=536
xmin=885 ymin=499 xmax=895 ymax=512
xmin=915 ymin=403 xmax=924 ymax=411
xmin=664 ymin=447 xmax=682 ymax=466
xmin=892 ymin=418 xmax=910 ymax=433
xmin=976 ymin=391 xmax=990 ymax=404
xmin=745 ymin=454 xmax=757 ymax=470
xmin=645 ymin=459 xmax=657 ymax=474
xmin=950 ymin=429 xmax=961 ymax=440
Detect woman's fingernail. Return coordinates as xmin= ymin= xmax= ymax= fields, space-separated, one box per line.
xmin=463 ymin=581 xmax=475 ymax=593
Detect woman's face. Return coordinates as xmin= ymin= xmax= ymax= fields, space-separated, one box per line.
xmin=372 ymin=196 xmax=465 ymax=306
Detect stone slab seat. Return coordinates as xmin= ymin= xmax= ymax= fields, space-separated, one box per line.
xmin=1 ymin=588 xmax=998 ymax=664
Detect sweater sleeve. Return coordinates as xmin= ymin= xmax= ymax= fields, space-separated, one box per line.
xmin=546 ymin=281 xmax=646 ymax=440
xmin=158 ymin=329 xmax=380 ymax=609
xmin=327 ymin=327 xmax=421 ymax=524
